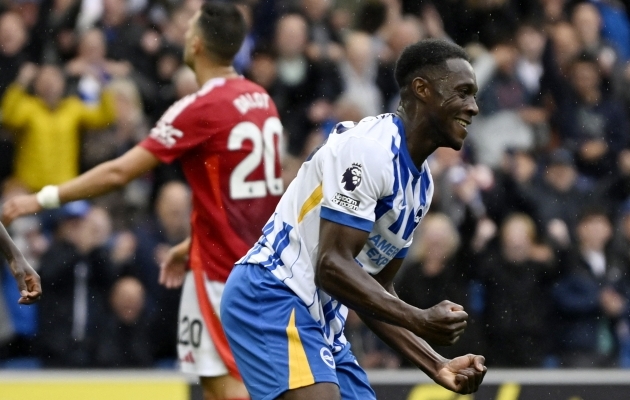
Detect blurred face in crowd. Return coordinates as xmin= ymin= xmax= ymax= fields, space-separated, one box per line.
xmin=102 ymin=0 xmax=127 ymax=26
xmin=545 ymin=163 xmax=576 ymax=192
xmin=387 ymin=17 xmax=424 ymax=58
xmin=411 ymin=213 xmax=460 ymax=274
xmin=110 ymin=277 xmax=146 ymax=325
xmin=33 ymin=65 xmax=66 ymax=108
xmin=570 ymin=60 xmax=601 ymax=101
xmin=249 ymin=52 xmax=277 ymax=89
xmin=275 ymin=15 xmax=308 ymax=59
xmin=501 ymin=214 xmax=535 ymax=263
xmin=577 ymin=214 xmax=612 ymax=252
xmin=572 ymin=3 xmax=601 ymax=46
xmin=551 ymin=22 xmax=581 ymax=69
xmin=155 ymin=181 xmax=191 ymax=242
xmin=78 ymin=28 xmax=107 ymax=64
xmin=0 ymin=12 xmax=27 ymax=56
xmin=301 ymin=0 xmax=331 ymax=22
xmin=516 ymin=24 xmax=546 ymax=62
xmin=345 ymin=32 xmax=373 ymax=76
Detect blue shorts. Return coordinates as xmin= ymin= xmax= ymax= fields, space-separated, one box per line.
xmin=221 ymin=263 xmax=376 ymax=400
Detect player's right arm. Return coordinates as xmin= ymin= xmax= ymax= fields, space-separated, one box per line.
xmin=316 ymin=219 xmax=467 ymax=345
xmin=0 ymin=221 xmax=41 ymax=304
xmin=2 ymin=146 xmax=160 ymax=225
xmin=355 ymin=257 xmax=486 ymax=394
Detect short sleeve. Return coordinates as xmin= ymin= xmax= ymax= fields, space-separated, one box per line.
xmin=140 ymin=95 xmax=217 ymax=163
xmin=319 ymin=136 xmax=393 ymax=232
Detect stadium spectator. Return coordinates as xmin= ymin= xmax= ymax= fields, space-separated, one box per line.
xmin=571 ymin=2 xmax=620 ymax=79
xmin=338 ymin=31 xmax=382 ymax=118
xmin=0 ymin=63 xmax=116 ymax=192
xmin=64 ymin=27 xmax=132 ymax=100
xmin=36 ymin=202 xmax=114 ymax=367
xmin=300 ymin=0 xmax=344 ymax=63
xmin=271 ymin=13 xmax=342 ymax=158
xmin=532 ymin=148 xmax=592 ymax=247
xmin=94 ymin=276 xmax=153 ymax=368
xmin=0 ymin=11 xmax=30 ymax=96
xmin=476 ymin=213 xmax=558 ymax=367
xmin=133 ymin=181 xmax=190 ymax=363
xmin=561 ymin=54 xmax=628 ymax=178
xmin=395 ymin=212 xmax=485 ymax=361
xmin=469 ymin=37 xmax=547 ymax=167
xmin=551 ymin=207 xmax=630 ymax=367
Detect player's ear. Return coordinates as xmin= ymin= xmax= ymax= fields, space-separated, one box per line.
xmin=191 ymin=35 xmax=203 ymax=55
xmin=411 ymin=77 xmax=430 ymax=103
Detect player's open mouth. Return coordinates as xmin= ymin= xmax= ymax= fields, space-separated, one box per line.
xmin=455 ymin=118 xmax=470 ymax=128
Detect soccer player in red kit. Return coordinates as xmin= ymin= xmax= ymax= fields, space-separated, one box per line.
xmin=2 ymin=3 xmax=281 ymax=399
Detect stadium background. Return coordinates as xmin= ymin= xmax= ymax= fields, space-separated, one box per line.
xmin=1 ymin=0 xmax=630 ymax=398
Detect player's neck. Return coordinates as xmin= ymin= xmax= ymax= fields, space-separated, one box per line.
xmin=396 ymin=105 xmax=434 ymax=168
xmin=194 ymin=59 xmax=240 ymax=87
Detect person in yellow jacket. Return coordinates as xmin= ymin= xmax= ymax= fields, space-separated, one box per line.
xmin=1 ymin=63 xmax=116 ymax=192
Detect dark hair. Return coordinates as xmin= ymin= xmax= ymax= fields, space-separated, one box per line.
xmin=394 ymin=39 xmax=469 ymax=88
xmin=196 ymin=1 xmax=246 ymax=64
xmin=577 ymin=205 xmax=611 ymax=225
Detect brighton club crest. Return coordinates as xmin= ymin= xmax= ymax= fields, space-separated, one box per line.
xmin=341 ymin=163 xmax=362 ymax=191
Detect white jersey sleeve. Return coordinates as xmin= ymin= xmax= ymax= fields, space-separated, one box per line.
xmin=318 ymin=135 xmax=394 ymax=233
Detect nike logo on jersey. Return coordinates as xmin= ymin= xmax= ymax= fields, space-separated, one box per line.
xmin=233 ymin=92 xmax=271 ymax=114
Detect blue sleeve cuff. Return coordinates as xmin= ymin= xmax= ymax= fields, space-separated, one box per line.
xmin=320 ymin=206 xmax=374 ymax=232
xmin=393 ymin=246 xmax=409 ymax=259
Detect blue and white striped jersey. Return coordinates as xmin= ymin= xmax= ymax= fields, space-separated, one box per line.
xmin=237 ymin=113 xmax=434 ymax=352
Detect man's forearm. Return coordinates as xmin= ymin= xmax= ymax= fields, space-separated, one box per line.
xmin=58 ymin=159 xmax=127 ymax=203
xmin=317 ymin=253 xmax=421 ymax=333
xmin=0 ymin=222 xmax=21 ymax=262
xmin=358 ymin=311 xmax=447 ymax=379
xmin=57 ymin=146 xmax=159 ymax=204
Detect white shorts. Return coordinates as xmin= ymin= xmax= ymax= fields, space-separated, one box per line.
xmin=177 ymin=271 xmax=228 ymax=377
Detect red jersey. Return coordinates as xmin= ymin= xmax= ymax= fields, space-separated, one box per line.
xmin=140 ymin=77 xmax=283 ymax=282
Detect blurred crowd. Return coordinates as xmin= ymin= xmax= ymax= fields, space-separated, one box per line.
xmin=1 ymin=0 xmax=630 ymax=370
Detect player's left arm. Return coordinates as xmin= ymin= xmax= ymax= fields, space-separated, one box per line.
xmin=0 ymin=221 xmax=41 ymax=304
xmin=357 ymin=258 xmax=487 ymax=394
xmin=2 ymin=146 xmax=160 ymax=225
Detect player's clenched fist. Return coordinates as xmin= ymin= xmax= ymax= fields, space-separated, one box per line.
xmin=434 ymin=354 xmax=487 ymax=394
xmin=413 ymin=300 xmax=468 ymax=346
xmin=2 ymin=194 xmax=41 ymax=225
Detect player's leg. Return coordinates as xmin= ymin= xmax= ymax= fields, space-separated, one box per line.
xmin=221 ymin=263 xmax=340 ymax=400
xmin=333 ymin=343 xmax=376 ymax=400
xmin=277 ymin=382 xmax=340 ymax=400
xmin=178 ymin=272 xmax=248 ymax=400
xmin=200 ymin=374 xmax=248 ymax=400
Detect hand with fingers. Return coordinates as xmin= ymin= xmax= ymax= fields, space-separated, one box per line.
xmin=9 ymin=256 xmax=42 ymax=304
xmin=1 ymin=194 xmax=41 ymax=226
xmin=414 ymin=300 xmax=468 ymax=346
xmin=158 ymin=238 xmax=190 ymax=289
xmin=434 ymin=354 xmax=487 ymax=394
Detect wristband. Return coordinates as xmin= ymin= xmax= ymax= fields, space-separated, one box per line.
xmin=36 ymin=185 xmax=61 ymax=209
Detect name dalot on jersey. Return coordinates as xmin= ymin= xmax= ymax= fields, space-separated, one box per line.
xmin=332 ymin=193 xmax=360 ymax=211
xmin=233 ymin=92 xmax=270 ymax=115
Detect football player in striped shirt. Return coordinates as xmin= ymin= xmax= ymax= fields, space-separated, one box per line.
xmin=220 ymin=39 xmax=487 ymax=400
